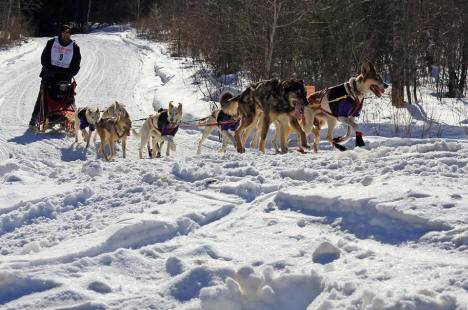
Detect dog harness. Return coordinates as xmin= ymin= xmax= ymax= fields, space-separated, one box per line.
xmin=77 ymin=109 xmax=95 ymax=131
xmin=308 ymin=79 xmax=363 ymax=118
xmin=153 ymin=110 xmax=179 ymax=136
xmin=216 ymin=110 xmax=240 ymax=131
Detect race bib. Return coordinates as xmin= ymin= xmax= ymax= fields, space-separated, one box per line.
xmin=51 ymin=38 xmax=74 ymax=68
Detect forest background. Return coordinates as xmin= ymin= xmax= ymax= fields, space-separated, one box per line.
xmin=1 ymin=0 xmax=467 ymax=106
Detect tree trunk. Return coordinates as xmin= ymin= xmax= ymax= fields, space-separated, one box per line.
xmin=265 ymin=0 xmax=280 ymax=78
xmin=446 ymin=67 xmax=457 ymax=98
xmin=86 ymin=0 xmax=91 ymax=32
xmin=391 ymin=3 xmax=406 ymax=107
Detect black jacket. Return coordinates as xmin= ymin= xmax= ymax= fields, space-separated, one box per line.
xmin=40 ymin=37 xmax=81 ymax=83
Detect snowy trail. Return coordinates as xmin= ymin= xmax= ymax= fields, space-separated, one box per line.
xmin=0 ymin=29 xmax=467 ymax=309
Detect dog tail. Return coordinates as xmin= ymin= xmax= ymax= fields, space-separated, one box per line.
xmin=220 ymin=91 xmax=238 ymax=116
xmin=131 ymin=128 xmax=141 ymax=138
xmin=65 ymin=112 xmax=76 ymax=123
xmin=197 ymin=115 xmax=211 ymax=128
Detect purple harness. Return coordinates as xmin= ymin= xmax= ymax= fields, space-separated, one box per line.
xmin=217 ymin=110 xmax=240 ymax=131
xmin=327 ymin=83 xmax=363 ymax=118
xmin=78 ymin=109 xmax=95 ymax=131
xmin=335 ymin=97 xmax=363 ymax=117
xmin=158 ymin=111 xmax=179 ymax=136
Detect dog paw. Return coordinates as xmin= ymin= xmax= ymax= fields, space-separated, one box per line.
xmin=333 ymin=143 xmax=347 ymax=152
xmin=355 ymin=135 xmax=365 ymax=147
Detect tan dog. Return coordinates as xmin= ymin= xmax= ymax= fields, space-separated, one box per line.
xmin=102 ymin=101 xmax=128 ymax=119
xmin=132 ymin=102 xmax=183 ymax=158
xmin=303 ymin=62 xmax=388 ymax=151
xmin=93 ymin=101 xmax=129 ymax=143
xmin=96 ymin=114 xmax=132 ymax=161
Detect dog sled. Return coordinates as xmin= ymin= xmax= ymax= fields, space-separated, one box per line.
xmin=32 ymin=80 xmax=77 ymax=133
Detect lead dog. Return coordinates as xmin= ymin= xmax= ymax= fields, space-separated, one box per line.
xmin=96 ymin=114 xmax=132 ymax=161
xmin=66 ymin=107 xmax=100 ymax=148
xmin=93 ymin=101 xmax=129 ymax=144
xmin=304 ymin=62 xmax=388 ymax=151
xmin=132 ymin=102 xmax=183 ymax=158
xmin=221 ymin=79 xmax=309 ymax=153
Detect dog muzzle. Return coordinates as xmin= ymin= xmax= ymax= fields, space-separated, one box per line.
xmin=370 ymin=85 xmax=385 ymax=98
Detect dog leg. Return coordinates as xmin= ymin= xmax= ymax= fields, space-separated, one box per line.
xmin=100 ymin=137 xmax=109 ymax=161
xmin=86 ymin=130 xmax=93 ymax=148
xmin=355 ymin=131 xmax=365 ymax=147
xmin=249 ymin=117 xmax=262 ymax=149
xmin=290 ymin=117 xmax=309 ymax=151
xmin=197 ymin=125 xmax=215 ymax=155
xmin=74 ymin=119 xmax=80 ymax=143
xmin=109 ymin=138 xmax=115 ymax=160
xmin=312 ymin=126 xmax=321 ymax=153
xmin=139 ymin=131 xmax=151 ymax=159
xmin=122 ymin=136 xmax=127 ymax=158
xmin=259 ymin=113 xmax=272 ymax=153
xmin=228 ymin=132 xmax=237 ymax=149
xmin=235 ymin=116 xmax=255 ymax=153
xmin=325 ymin=118 xmax=346 ymax=151
xmin=271 ymin=120 xmax=281 ymax=153
xmin=219 ymin=130 xmax=232 ymax=153
xmin=337 ymin=116 xmax=364 ymax=147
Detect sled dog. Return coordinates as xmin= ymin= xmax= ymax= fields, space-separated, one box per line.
xmin=196 ymin=93 xmax=240 ymax=154
xmin=304 ymin=62 xmax=388 ymax=151
xmin=102 ymin=101 xmax=128 ymax=119
xmin=132 ymin=102 xmax=183 ymax=158
xmin=66 ymin=107 xmax=100 ymax=148
xmin=93 ymin=101 xmax=130 ymax=143
xmin=221 ymin=79 xmax=309 ymax=153
xmin=96 ymin=114 xmax=132 ymax=161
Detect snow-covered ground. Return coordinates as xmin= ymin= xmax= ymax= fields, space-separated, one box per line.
xmin=0 ymin=29 xmax=467 ymax=310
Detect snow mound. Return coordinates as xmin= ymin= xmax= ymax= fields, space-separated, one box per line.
xmin=219 ymin=180 xmax=278 ymax=202
xmin=0 ymin=272 xmax=58 ymax=305
xmin=312 ymin=241 xmax=340 ymax=264
xmin=81 ymin=161 xmax=103 ymax=177
xmin=200 ymin=266 xmax=323 ymax=310
xmin=274 ymin=189 xmax=450 ymax=244
xmin=87 ymin=281 xmax=112 ymax=294
xmin=166 ymin=257 xmax=184 ymax=276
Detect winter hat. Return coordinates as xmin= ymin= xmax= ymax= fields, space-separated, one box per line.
xmin=59 ymin=24 xmax=71 ymax=34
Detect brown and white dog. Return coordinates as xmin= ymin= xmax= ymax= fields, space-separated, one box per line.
xmin=196 ymin=93 xmax=240 ymax=154
xmin=66 ymin=107 xmax=100 ymax=148
xmin=221 ymin=79 xmax=309 ymax=153
xmin=96 ymin=114 xmax=132 ymax=161
xmin=303 ymin=62 xmax=388 ymax=151
xmin=132 ymin=102 xmax=183 ymax=158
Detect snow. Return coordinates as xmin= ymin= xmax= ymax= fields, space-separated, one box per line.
xmin=0 ymin=29 xmax=467 ymax=309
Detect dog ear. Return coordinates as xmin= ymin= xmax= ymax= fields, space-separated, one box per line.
xmin=361 ymin=63 xmax=370 ymax=76
xmin=178 ymin=103 xmax=183 ymax=113
xmin=169 ymin=101 xmax=174 ymax=111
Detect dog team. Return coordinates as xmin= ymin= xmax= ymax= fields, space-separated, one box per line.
xmin=67 ymin=62 xmax=387 ymax=160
